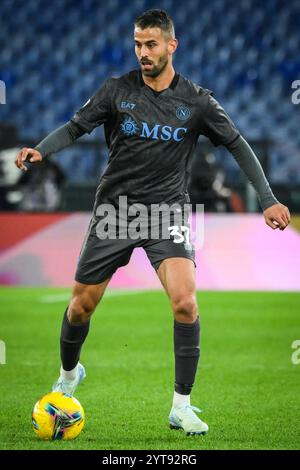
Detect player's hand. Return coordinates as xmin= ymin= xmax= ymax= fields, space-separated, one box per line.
xmin=14 ymin=147 xmax=42 ymax=172
xmin=263 ymin=203 xmax=291 ymax=231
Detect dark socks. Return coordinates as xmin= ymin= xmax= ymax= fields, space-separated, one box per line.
xmin=174 ymin=317 xmax=200 ymax=395
xmin=60 ymin=307 xmax=90 ymax=371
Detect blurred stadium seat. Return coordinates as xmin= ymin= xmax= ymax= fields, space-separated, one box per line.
xmin=0 ymin=0 xmax=299 ymax=187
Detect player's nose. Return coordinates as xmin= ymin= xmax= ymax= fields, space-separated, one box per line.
xmin=140 ymin=45 xmax=150 ymax=56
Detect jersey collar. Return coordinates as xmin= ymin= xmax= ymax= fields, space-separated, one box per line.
xmin=138 ymin=69 xmax=179 ymax=92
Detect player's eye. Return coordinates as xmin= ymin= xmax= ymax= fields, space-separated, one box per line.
xmin=134 ymin=43 xmax=156 ymax=49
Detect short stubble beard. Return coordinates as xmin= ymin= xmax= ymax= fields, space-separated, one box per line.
xmin=141 ymin=50 xmax=169 ymax=78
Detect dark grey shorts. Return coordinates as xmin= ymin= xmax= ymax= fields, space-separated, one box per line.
xmin=75 ymin=218 xmax=196 ymax=285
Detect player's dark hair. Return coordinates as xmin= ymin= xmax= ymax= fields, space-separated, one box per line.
xmin=134 ymin=9 xmax=175 ymax=39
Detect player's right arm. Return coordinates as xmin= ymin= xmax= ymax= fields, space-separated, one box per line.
xmin=15 ymin=121 xmax=84 ymax=171
xmin=15 ymin=147 xmax=43 ymax=172
xmin=15 ymin=78 xmax=114 ymax=172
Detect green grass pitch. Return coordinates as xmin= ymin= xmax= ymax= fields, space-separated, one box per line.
xmin=0 ymin=287 xmax=299 ymax=450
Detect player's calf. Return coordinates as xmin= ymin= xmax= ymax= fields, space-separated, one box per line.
xmin=68 ymin=280 xmax=108 ymax=325
xmin=60 ymin=306 xmax=90 ymax=371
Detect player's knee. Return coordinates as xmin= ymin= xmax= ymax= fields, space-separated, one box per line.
xmin=68 ymin=295 xmax=96 ymax=325
xmin=172 ymin=294 xmax=198 ymax=323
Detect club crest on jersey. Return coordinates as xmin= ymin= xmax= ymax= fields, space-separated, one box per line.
xmin=176 ymin=105 xmax=191 ymax=121
xmin=121 ymin=117 xmax=139 ymax=136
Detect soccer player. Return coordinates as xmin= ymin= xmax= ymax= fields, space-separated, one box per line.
xmin=15 ymin=9 xmax=290 ymax=436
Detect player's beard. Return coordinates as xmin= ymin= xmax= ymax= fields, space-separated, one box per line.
xmin=141 ymin=50 xmax=169 ymax=78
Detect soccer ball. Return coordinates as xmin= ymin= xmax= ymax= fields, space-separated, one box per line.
xmin=32 ymin=392 xmax=85 ymax=440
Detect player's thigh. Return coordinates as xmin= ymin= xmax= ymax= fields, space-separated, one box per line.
xmin=75 ymin=228 xmax=134 ymax=286
xmin=70 ymin=277 xmax=111 ymax=313
xmin=144 ymin=234 xmax=196 ymax=301
xmin=156 ymin=257 xmax=197 ymax=302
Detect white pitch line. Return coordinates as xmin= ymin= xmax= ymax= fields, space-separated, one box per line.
xmin=40 ymin=290 xmax=150 ymax=303
xmin=40 ymin=293 xmax=71 ymax=303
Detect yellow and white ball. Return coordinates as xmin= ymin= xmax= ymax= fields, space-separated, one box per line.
xmin=32 ymin=392 xmax=85 ymax=440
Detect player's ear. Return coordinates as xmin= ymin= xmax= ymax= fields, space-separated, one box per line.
xmin=168 ymin=38 xmax=178 ymax=55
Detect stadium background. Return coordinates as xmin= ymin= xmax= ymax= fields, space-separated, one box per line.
xmin=0 ymin=0 xmax=299 ymax=451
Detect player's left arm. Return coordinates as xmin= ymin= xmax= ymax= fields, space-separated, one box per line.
xmin=201 ymin=92 xmax=291 ymax=231
xmin=226 ymin=135 xmax=291 ymax=231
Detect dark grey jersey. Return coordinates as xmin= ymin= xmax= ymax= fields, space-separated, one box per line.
xmin=71 ymin=69 xmax=239 ymax=207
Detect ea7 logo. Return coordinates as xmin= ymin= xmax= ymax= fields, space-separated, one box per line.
xmin=121 ymin=101 xmax=136 ymax=110
xmin=291 ymin=340 xmax=300 ymax=365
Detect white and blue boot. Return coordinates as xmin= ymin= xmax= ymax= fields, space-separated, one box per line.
xmin=169 ymin=404 xmax=209 ymax=436
xmin=52 ymin=363 xmax=86 ymax=396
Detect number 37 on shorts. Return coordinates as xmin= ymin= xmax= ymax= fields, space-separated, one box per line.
xmin=168 ymin=225 xmax=191 ymax=246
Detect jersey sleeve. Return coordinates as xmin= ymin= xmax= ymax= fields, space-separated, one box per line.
xmin=71 ymin=79 xmax=113 ymax=134
xmin=201 ymin=92 xmax=240 ymax=147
